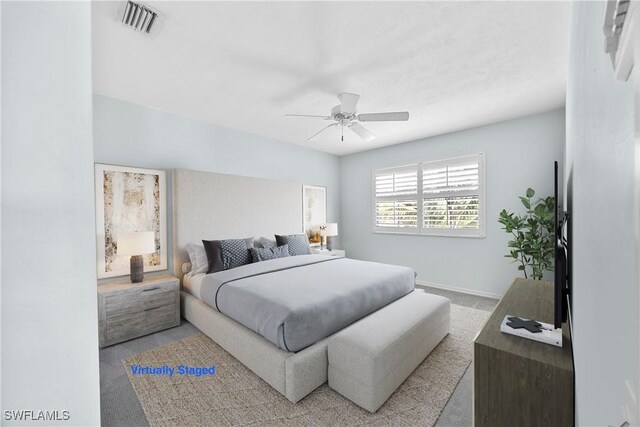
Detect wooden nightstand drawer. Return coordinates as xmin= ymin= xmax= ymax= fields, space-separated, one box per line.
xmin=106 ymin=304 xmax=177 ymax=344
xmin=98 ymin=274 xmax=180 ymax=348
xmin=105 ymin=284 xmax=176 ymax=320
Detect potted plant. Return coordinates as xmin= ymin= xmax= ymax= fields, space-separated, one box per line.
xmin=498 ymin=188 xmax=555 ymax=280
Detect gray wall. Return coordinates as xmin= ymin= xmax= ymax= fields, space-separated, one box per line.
xmin=340 ymin=109 xmax=565 ymax=297
xmin=1 ymin=2 xmax=100 ymax=425
xmin=1 ymin=0 xmax=3 ymax=404
xmin=93 ymin=95 xmax=341 ymax=279
xmin=566 ymin=2 xmax=638 ymax=425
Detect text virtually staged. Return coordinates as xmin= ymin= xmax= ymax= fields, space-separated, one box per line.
xmin=129 ymin=364 xmax=217 ymax=377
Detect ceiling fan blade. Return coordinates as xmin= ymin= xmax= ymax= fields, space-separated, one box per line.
xmin=338 ymin=93 xmax=360 ymax=114
xmin=285 ymin=114 xmax=331 ymax=119
xmin=307 ymin=123 xmax=338 ymax=141
xmin=349 ymin=123 xmax=375 ymax=142
xmin=357 ymin=112 xmax=409 ymax=122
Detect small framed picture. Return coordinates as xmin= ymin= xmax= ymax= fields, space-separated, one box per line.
xmin=302 ymin=185 xmax=327 ymax=246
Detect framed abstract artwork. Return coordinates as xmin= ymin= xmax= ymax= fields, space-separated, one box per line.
xmin=302 ymin=185 xmax=327 ymax=246
xmin=95 ymin=164 xmax=167 ymax=279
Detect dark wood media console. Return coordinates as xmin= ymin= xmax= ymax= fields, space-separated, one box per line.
xmin=474 ymin=278 xmax=574 ymax=426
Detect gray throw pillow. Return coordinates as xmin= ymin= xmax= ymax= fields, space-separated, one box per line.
xmin=275 ymin=234 xmax=311 ymax=256
xmin=202 ymin=238 xmax=252 ymax=273
xmin=250 ymin=244 xmax=291 ymax=262
xmin=221 ymin=239 xmax=252 ymax=270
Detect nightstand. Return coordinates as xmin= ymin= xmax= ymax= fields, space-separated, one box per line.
xmin=311 ymin=248 xmax=346 ymax=257
xmin=97 ymin=274 xmax=180 ymax=348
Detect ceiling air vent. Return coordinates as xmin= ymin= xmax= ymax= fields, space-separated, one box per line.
xmin=121 ymin=1 xmax=159 ymax=34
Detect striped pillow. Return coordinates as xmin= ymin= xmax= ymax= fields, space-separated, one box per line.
xmin=250 ymin=244 xmax=290 ymax=262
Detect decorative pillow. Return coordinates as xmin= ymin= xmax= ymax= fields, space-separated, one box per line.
xmin=222 ymin=239 xmax=253 ymax=270
xmin=202 ymin=240 xmax=223 ymax=273
xmin=255 ymin=236 xmax=277 ymax=249
xmin=181 ymin=262 xmax=192 ymax=275
xmin=250 ymin=244 xmax=291 ymax=262
xmin=243 ymin=237 xmax=255 ymax=249
xmin=202 ymin=238 xmax=252 ymax=273
xmin=275 ymin=234 xmax=311 ymax=256
xmin=185 ymin=243 xmax=209 ymax=276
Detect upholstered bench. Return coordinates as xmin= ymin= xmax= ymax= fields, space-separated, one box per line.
xmin=327 ymin=290 xmax=450 ymax=412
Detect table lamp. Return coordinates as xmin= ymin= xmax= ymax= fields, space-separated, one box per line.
xmin=324 ymin=223 xmax=338 ymax=251
xmin=117 ymin=231 xmax=155 ymax=283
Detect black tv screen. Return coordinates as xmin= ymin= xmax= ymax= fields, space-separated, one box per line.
xmin=554 ymin=161 xmax=569 ymax=329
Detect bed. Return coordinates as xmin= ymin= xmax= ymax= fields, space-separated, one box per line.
xmin=173 ymin=169 xmax=418 ymax=402
xmin=199 ymin=254 xmax=414 ymax=352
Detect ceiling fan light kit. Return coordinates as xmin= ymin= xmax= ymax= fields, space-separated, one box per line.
xmin=286 ymin=93 xmax=409 ymax=142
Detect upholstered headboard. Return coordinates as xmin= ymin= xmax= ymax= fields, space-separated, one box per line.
xmin=172 ymin=169 xmax=303 ymax=281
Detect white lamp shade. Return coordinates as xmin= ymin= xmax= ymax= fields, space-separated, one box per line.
xmin=117 ymin=231 xmax=156 ymax=256
xmin=324 ymin=223 xmax=338 ymax=236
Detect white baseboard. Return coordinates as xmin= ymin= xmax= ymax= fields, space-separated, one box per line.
xmin=415 ymin=280 xmax=502 ymax=300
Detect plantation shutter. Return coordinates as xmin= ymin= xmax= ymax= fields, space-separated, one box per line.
xmin=374 ymin=165 xmax=419 ymax=230
xmin=422 ymin=155 xmax=482 ymax=231
xmin=373 ymin=154 xmax=484 ymax=237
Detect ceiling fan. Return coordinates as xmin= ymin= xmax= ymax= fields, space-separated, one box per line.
xmin=285 ymin=93 xmax=409 ymax=142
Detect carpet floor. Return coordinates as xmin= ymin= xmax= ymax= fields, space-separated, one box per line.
xmin=123 ymin=304 xmax=489 ymax=427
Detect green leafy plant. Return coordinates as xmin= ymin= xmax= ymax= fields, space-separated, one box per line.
xmin=498 ymin=188 xmax=555 ymax=280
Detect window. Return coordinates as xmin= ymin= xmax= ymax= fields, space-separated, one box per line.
xmin=373 ymin=154 xmax=484 ymax=237
xmin=374 ymin=166 xmax=419 ymax=230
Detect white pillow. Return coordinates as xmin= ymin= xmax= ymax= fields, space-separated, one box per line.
xmin=244 ymin=237 xmax=255 ymax=249
xmin=185 ymin=243 xmax=208 ymax=276
xmin=256 ymin=236 xmax=277 ymax=249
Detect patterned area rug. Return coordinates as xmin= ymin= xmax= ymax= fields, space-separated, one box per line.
xmin=124 ymin=304 xmax=489 ymax=426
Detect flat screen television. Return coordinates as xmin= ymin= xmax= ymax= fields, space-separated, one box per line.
xmin=554 ymin=161 xmax=570 ymax=329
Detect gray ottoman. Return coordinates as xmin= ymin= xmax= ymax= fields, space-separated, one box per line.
xmin=327 ymin=290 xmax=450 ymax=412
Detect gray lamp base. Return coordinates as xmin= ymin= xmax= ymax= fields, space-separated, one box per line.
xmin=326 ymin=236 xmax=334 ymax=251
xmin=130 ymin=255 xmax=144 ymax=283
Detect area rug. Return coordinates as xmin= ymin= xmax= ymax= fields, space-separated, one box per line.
xmin=124 ymin=304 xmax=489 ymax=427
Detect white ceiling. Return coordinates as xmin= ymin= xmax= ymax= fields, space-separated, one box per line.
xmin=92 ymin=1 xmax=570 ymax=156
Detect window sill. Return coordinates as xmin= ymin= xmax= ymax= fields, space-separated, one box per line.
xmin=372 ymin=229 xmax=486 ymax=238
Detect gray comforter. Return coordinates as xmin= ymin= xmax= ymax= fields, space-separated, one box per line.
xmin=199 ymin=254 xmax=414 ymax=352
